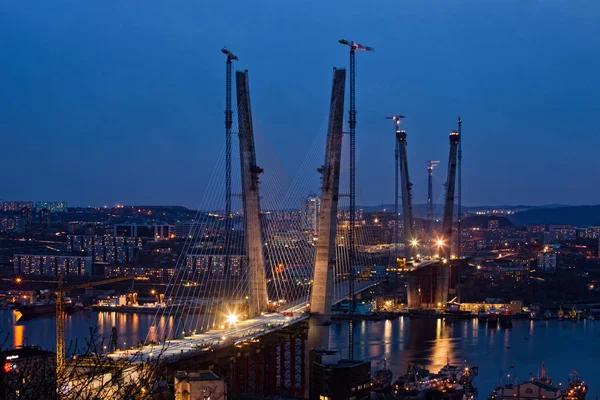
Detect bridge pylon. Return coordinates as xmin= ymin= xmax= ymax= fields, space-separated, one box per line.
xmin=309 ymin=68 xmax=346 ymax=323
xmin=437 ymin=129 xmax=460 ymax=307
xmin=236 ymin=70 xmax=268 ymax=317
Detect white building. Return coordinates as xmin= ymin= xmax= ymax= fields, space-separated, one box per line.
xmin=537 ymin=251 xmax=557 ymax=272
xmin=303 ymin=195 xmax=321 ymax=236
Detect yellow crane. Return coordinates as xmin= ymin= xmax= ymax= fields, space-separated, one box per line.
xmin=55 ymin=274 xmax=134 ymax=375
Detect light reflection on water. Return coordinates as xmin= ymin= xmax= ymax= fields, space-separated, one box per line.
xmin=0 ymin=309 xmax=176 ymax=353
xmin=2 ymin=310 xmax=599 ymax=396
xmin=327 ymin=317 xmax=600 ymax=396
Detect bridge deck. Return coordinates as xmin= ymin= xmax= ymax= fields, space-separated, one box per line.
xmin=410 ymin=260 xmax=439 ymax=271
xmin=106 ymin=280 xmax=382 ymax=363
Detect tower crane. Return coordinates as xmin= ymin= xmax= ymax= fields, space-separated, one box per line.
xmin=426 ymin=160 xmax=440 ymax=234
xmin=387 ymin=115 xmax=414 ymax=261
xmin=457 ymin=116 xmax=462 ymax=259
xmin=339 ymin=38 xmax=374 ymax=361
xmin=55 ymin=275 xmax=134 ymax=376
xmin=222 ymin=47 xmax=238 ymax=286
xmin=387 ymin=115 xmax=405 ymax=266
xmin=338 ymin=39 xmax=375 ymax=52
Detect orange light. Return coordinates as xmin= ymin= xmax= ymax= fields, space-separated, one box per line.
xmin=4 ymin=362 xmax=11 ymax=373
xmin=15 ymin=277 xmax=22 ymax=284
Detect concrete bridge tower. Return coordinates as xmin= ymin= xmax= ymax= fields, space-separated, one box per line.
xmin=310 ymin=68 xmax=346 ymax=322
xmin=236 ymin=70 xmax=268 ymax=318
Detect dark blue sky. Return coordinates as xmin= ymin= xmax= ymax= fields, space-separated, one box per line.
xmin=1 ymin=1 xmax=600 ymax=208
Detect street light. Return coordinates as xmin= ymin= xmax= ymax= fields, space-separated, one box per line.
xmin=410 ymin=239 xmax=419 ymax=247
xmin=227 ymin=313 xmax=238 ymax=325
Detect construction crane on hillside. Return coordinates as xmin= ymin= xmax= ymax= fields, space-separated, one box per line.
xmin=338 ymin=38 xmax=374 ymax=361
xmin=222 ymin=47 xmax=238 ymax=284
xmin=386 ymin=115 xmax=415 ymax=262
xmin=427 ymin=160 xmax=440 ymax=234
xmin=55 ymin=275 xmax=134 ymax=375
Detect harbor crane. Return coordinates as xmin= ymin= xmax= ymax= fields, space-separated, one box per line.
xmin=55 ymin=275 xmax=134 ymax=375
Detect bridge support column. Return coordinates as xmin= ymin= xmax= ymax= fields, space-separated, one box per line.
xmin=406 ymin=273 xmax=417 ymax=309
xmin=279 ymin=342 xmax=286 ymax=393
xmin=236 ymin=70 xmax=268 ymax=317
xmin=311 ymin=68 xmax=346 ymax=323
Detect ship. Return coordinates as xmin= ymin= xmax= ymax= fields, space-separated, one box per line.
xmin=488 ymin=364 xmax=587 ymax=400
xmin=529 ymin=310 xmax=538 ymax=320
xmin=563 ymin=371 xmax=588 ymax=400
xmin=487 ymin=307 xmax=499 ymax=326
xmin=477 ymin=308 xmax=487 ymax=323
xmin=408 ymin=309 xmax=439 ymax=319
xmin=499 ymin=307 xmax=513 ymax=327
xmin=371 ymin=358 xmax=393 ymax=392
xmin=393 ymin=364 xmax=430 ymax=390
xmin=392 ymin=360 xmax=478 ymax=399
xmin=15 ymin=298 xmax=77 ymax=320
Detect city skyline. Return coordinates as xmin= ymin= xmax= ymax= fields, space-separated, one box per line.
xmin=2 ymin=1 xmax=600 ymax=207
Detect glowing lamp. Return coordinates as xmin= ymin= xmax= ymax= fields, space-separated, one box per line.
xmin=227 ymin=313 xmax=238 ymax=325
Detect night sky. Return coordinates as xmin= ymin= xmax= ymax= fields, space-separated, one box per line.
xmin=1 ymin=1 xmax=599 ymax=208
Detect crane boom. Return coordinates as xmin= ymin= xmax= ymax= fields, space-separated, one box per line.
xmin=339 ymin=37 xmax=373 ymax=361
xmin=59 ymin=275 xmax=134 ymax=293
xmin=56 ymin=275 xmax=135 ymax=376
xmin=387 ymin=115 xmax=414 ymax=260
xmin=427 ymin=160 xmax=440 ymax=234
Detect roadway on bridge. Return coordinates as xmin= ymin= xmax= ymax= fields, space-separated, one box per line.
xmin=106 ymin=280 xmax=382 ymax=363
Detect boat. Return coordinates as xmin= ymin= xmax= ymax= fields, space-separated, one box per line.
xmin=568 ymin=308 xmax=577 ymax=320
xmin=444 ymin=310 xmax=476 ymax=320
xmin=487 ymin=307 xmax=499 ymax=325
xmin=529 ymin=311 xmax=538 ymax=320
xmin=408 ymin=309 xmax=439 ymax=319
xmin=392 ymin=360 xmax=478 ymax=399
xmin=558 ymin=308 xmax=565 ymax=321
xmin=564 ymin=371 xmax=588 ymax=400
xmin=544 ymin=310 xmax=552 ymax=320
xmin=371 ymin=358 xmax=393 ymax=392
xmin=437 ymin=357 xmax=478 ymax=386
xmin=393 ymin=364 xmax=430 ymax=388
xmin=488 ymin=364 xmax=587 ymax=400
xmin=15 ymin=299 xmax=76 ymax=320
xmin=477 ymin=308 xmax=487 ymax=323
xmin=499 ymin=307 xmax=513 ymax=327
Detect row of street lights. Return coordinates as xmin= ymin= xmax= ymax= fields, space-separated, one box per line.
xmin=407 ymin=237 xmax=451 ymax=259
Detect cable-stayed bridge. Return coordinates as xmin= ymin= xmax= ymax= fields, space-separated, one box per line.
xmin=96 ymin=44 xmax=467 ymax=397
xmin=105 ymin=66 xmax=387 ymax=373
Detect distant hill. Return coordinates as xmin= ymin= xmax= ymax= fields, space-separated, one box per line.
xmin=362 ymin=203 xmax=537 ymax=218
xmin=509 ymin=205 xmax=600 ymax=227
xmin=462 ymin=215 xmax=514 ymax=229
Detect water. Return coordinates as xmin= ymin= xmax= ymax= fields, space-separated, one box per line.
xmin=0 ymin=309 xmax=177 ymax=354
xmin=329 ymin=318 xmax=600 ymax=396
xmin=2 ymin=310 xmax=598 ymax=396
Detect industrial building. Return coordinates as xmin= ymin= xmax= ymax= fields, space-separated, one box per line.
xmin=309 ymin=350 xmax=371 ymax=400
xmin=174 ymin=370 xmax=227 ymax=400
